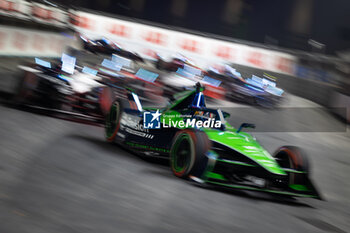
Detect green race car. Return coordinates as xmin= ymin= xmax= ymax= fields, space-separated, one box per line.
xmin=105 ymin=84 xmax=321 ymax=199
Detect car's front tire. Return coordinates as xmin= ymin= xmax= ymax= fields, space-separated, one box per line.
xmin=273 ymin=145 xmax=310 ymax=185
xmin=273 ymin=146 xmax=310 ymax=173
xmin=170 ymin=129 xmax=211 ymax=179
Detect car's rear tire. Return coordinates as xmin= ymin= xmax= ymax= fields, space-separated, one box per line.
xmin=14 ymin=71 xmax=38 ymax=104
xmin=99 ymin=86 xmax=114 ymax=116
xmin=170 ymin=129 xmax=211 ymax=179
xmin=105 ymin=100 xmax=122 ymax=142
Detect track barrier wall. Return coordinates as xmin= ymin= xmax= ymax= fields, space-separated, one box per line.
xmin=69 ymin=10 xmax=297 ymax=76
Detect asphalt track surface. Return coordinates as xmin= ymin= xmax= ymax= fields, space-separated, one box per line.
xmin=0 ymin=92 xmax=349 ymax=233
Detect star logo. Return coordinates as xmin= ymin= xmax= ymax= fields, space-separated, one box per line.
xmin=144 ymin=110 xmax=161 ymax=129
xmin=150 ymin=110 xmax=161 ymax=122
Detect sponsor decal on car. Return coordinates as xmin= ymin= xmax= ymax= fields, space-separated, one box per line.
xmin=143 ymin=110 xmax=161 ymax=129
xmin=162 ymin=118 xmax=221 ymax=129
xmin=120 ymin=113 xmax=153 ymax=138
xmin=143 ymin=110 xmax=222 ymax=129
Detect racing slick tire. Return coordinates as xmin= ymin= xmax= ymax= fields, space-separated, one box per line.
xmin=170 ymin=129 xmax=211 ymax=179
xmin=105 ymin=97 xmax=137 ymax=142
xmin=105 ymin=99 xmax=122 ymax=142
xmin=273 ymin=145 xmax=323 ymax=199
xmin=99 ymin=87 xmax=114 ymax=116
xmin=273 ymin=146 xmax=310 ymax=184
xmin=273 ymin=146 xmax=310 ymax=173
xmin=13 ymin=71 xmax=38 ymax=104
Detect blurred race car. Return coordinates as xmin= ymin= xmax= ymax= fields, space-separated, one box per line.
xmin=14 ymin=57 xmax=118 ymax=122
xmin=105 ymin=83 xmax=321 ymax=199
xmin=96 ymin=55 xmax=165 ymax=104
xmin=155 ymin=53 xmax=196 ymax=71
xmin=160 ymin=62 xmax=226 ymax=100
xmin=14 ymin=54 xmax=164 ymax=122
xmin=208 ymin=65 xmax=284 ymax=107
xmin=80 ymin=35 xmax=144 ymax=62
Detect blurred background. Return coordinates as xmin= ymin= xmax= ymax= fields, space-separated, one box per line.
xmin=0 ymin=1 xmax=349 ymax=233
xmin=1 ymin=0 xmax=350 ymax=112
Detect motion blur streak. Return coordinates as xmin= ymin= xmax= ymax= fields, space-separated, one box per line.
xmin=0 ymin=1 xmax=349 ymax=233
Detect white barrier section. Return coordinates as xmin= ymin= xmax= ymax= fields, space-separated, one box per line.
xmin=0 ymin=0 xmax=69 ymax=27
xmin=0 ymin=25 xmax=77 ymax=57
xmin=70 ymin=10 xmax=297 ymax=75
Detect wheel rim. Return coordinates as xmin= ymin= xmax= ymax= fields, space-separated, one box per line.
xmin=275 ymin=149 xmax=295 ymax=184
xmin=172 ymin=134 xmax=192 ymax=175
xmin=275 ymin=152 xmax=293 ymax=169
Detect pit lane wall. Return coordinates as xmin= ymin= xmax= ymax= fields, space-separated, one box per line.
xmin=69 ymin=10 xmax=296 ymax=76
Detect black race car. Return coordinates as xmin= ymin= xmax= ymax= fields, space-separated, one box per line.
xmin=80 ymin=35 xmax=144 ymax=62
xmin=154 ymin=53 xmax=196 ymax=71
xmin=13 ymin=57 xmax=123 ymax=123
xmin=13 ymin=55 xmax=165 ymax=123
